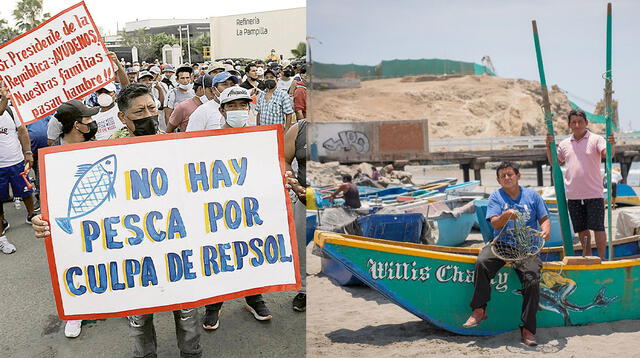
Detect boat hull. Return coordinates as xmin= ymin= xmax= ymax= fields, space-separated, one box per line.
xmin=320 ymin=233 xmax=640 ymax=335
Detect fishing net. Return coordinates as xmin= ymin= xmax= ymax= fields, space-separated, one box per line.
xmin=490 ymin=211 xmax=545 ymax=262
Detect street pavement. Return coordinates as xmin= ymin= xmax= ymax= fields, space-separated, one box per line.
xmin=0 ymin=202 xmax=305 ymax=358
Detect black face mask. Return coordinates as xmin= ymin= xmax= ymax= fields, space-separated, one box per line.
xmin=257 ymin=81 xmax=266 ymax=91
xmin=284 ymin=70 xmax=294 ymax=77
xmin=78 ymin=121 xmax=98 ymax=141
xmin=265 ymin=80 xmax=276 ymax=89
xmin=132 ymin=115 xmax=158 ymax=136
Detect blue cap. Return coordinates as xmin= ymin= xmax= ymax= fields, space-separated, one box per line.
xmin=212 ymin=71 xmax=239 ymax=87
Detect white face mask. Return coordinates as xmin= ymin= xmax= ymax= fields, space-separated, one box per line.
xmin=97 ymin=93 xmax=114 ymax=107
xmin=256 ymin=68 xmax=264 ymax=76
xmin=225 ymin=110 xmax=249 ymax=128
xmin=199 ymin=95 xmax=209 ymax=103
xmin=178 ymin=83 xmax=193 ymax=91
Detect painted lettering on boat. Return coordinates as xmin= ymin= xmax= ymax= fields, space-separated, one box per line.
xmin=366 ymin=259 xmax=509 ymax=292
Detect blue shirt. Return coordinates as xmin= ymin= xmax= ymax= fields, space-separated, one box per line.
xmin=486 ymin=186 xmax=549 ymax=242
xmin=27 ymin=116 xmax=50 ymax=156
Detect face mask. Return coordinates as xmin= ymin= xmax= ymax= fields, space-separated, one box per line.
xmin=97 ymin=93 xmax=114 ymax=107
xmin=265 ymin=80 xmax=276 ymax=89
xmin=78 ymin=121 xmax=98 ymax=141
xmin=194 ymin=70 xmax=200 ymax=75
xmin=284 ymin=70 xmax=294 ymax=77
xmin=132 ymin=115 xmax=158 ymax=136
xmin=178 ymin=83 xmax=193 ymax=91
xmin=225 ymin=110 xmax=248 ymax=128
xmin=200 ymin=95 xmax=209 ymax=103
xmin=256 ymin=68 xmax=264 ymax=76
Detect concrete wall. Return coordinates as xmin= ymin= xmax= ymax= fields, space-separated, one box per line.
xmin=310 ymin=120 xmax=429 ymax=163
xmin=210 ymin=8 xmax=306 ymax=60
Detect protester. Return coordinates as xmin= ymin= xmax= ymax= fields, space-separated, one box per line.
xmin=26 ymin=115 xmax=49 ymax=205
xmin=284 ymin=119 xmax=308 ymax=311
xmin=46 ymin=99 xmax=100 ymax=338
xmin=201 ymin=85 xmax=274 ymax=330
xmin=545 ymin=109 xmax=616 ymax=259
xmin=463 ymin=161 xmax=550 ymax=346
xmin=167 ymin=74 xmax=214 ymax=133
xmin=277 ymin=65 xmax=295 ymax=93
xmin=293 ymin=65 xmax=308 ymax=120
xmin=138 ymin=70 xmax=167 ymax=131
xmin=91 ymin=83 xmax=126 ymax=140
xmin=164 ymin=66 xmax=195 ymax=125
xmin=126 ymin=67 xmax=139 ymax=83
xmin=256 ymin=69 xmax=294 ymax=130
xmin=186 ymin=72 xmax=238 ymax=131
xmin=0 ymin=81 xmax=37 ymax=253
xmin=208 ymin=62 xmax=226 ymax=76
xmin=160 ymin=65 xmax=176 ymax=92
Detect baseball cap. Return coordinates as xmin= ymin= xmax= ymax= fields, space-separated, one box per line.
xmin=162 ymin=65 xmax=175 ymax=73
xmin=213 ymin=72 xmax=239 ymax=87
xmin=194 ymin=74 xmax=214 ymax=88
xmin=138 ymin=70 xmax=153 ymax=80
xmin=220 ymin=86 xmax=251 ymax=105
xmin=97 ymin=82 xmax=117 ymax=93
xmin=126 ymin=67 xmax=138 ymax=74
xmin=54 ymin=100 xmax=100 ymax=121
xmin=149 ymin=66 xmax=161 ymax=75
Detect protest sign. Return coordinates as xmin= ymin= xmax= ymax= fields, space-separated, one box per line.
xmin=39 ymin=125 xmax=300 ymax=319
xmin=0 ymin=2 xmax=112 ymax=125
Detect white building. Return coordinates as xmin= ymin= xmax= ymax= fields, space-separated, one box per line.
xmin=210 ymin=7 xmax=306 ymax=60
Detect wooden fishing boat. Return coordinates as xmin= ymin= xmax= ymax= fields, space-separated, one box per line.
xmin=316 ymin=231 xmax=640 ymax=335
xmin=444 ymin=180 xmax=481 ymax=195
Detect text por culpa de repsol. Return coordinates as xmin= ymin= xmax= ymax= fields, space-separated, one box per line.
xmin=0 ymin=13 xmax=111 ymax=118
xmin=62 ymin=157 xmax=293 ymax=297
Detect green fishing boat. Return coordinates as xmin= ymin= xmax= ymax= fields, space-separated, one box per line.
xmin=317 ymin=231 xmax=640 ymax=336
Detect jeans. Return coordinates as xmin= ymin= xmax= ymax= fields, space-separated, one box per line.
xmin=294 ymin=198 xmax=307 ymax=292
xmin=128 ymin=309 xmax=202 ymax=358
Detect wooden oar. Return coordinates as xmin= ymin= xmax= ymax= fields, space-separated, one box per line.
xmin=532 ymin=20 xmax=575 ymax=255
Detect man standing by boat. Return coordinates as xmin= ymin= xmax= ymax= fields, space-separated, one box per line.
xmin=545 ymin=109 xmax=616 ymax=259
xmin=463 ymin=162 xmax=550 ymax=346
xmin=329 ymin=174 xmax=361 ymax=209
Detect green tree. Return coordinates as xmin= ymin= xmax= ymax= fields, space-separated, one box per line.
xmin=0 ymin=17 xmax=20 ymax=45
xmin=290 ymin=42 xmax=306 ymax=58
xmin=12 ymin=0 xmax=50 ymax=32
xmin=191 ymin=34 xmax=210 ymax=60
xmin=122 ymin=30 xmax=178 ymax=62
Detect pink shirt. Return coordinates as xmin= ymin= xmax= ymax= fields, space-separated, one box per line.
xmin=557 ymin=130 xmax=606 ymax=200
xmin=168 ymin=98 xmax=200 ymax=132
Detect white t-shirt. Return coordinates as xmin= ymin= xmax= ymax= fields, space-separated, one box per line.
xmin=93 ymin=105 xmax=124 ymax=140
xmin=185 ymin=100 xmax=222 ymax=132
xmin=0 ymin=108 xmax=25 ymax=168
xmin=47 ymin=115 xmax=63 ymax=142
xmin=277 ymin=78 xmax=293 ymax=92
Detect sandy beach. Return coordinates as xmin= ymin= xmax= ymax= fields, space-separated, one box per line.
xmin=307 ymin=166 xmax=640 ymax=357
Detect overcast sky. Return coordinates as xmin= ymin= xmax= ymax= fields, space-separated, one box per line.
xmin=308 ymin=0 xmax=639 ymax=131
xmin=1 ymin=0 xmax=306 ymax=35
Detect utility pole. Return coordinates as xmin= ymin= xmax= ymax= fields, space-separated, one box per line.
xmin=186 ymin=25 xmax=191 ymax=64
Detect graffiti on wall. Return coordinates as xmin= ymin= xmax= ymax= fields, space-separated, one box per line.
xmin=322 ymin=131 xmax=371 ymax=154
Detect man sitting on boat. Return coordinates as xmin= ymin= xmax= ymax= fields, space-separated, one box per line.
xmin=463 ymin=161 xmax=550 ymax=346
xmin=329 ymin=174 xmax=362 ymax=209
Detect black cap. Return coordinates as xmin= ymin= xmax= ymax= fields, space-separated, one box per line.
xmin=54 ymin=100 xmax=99 ymax=122
xmin=194 ymin=74 xmax=214 ymax=88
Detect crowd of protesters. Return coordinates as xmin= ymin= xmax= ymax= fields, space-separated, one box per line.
xmin=0 ymin=50 xmax=308 ymax=357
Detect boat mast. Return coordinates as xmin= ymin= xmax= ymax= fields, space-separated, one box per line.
xmin=604 ymin=3 xmax=613 ymax=260
xmin=532 ymin=20 xmax=575 ymax=256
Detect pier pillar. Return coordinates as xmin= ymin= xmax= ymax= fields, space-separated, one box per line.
xmin=460 ymin=163 xmax=470 ymax=182
xmin=470 ymin=157 xmax=489 ymax=185
xmin=617 ymin=151 xmax=638 ymax=184
xmin=534 ymin=161 xmax=544 ymax=186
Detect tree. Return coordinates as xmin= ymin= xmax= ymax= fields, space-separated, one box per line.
xmin=191 ymin=34 xmax=210 ymax=60
xmin=122 ymin=30 xmax=178 ymax=63
xmin=0 ymin=17 xmax=20 ymax=45
xmin=290 ymin=42 xmax=306 ymax=58
xmin=12 ymin=0 xmax=50 ymax=32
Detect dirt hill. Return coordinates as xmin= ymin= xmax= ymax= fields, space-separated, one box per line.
xmin=310 ymin=75 xmax=604 ymax=138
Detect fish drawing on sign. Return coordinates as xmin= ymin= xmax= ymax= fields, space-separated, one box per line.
xmin=55 ymin=155 xmax=117 ymax=234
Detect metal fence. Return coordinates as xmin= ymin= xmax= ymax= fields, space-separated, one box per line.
xmin=429 ymin=133 xmax=640 ymax=152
